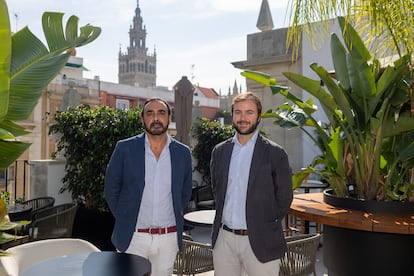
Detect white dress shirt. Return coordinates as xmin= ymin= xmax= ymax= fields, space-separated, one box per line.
xmin=136 ymin=135 xmax=175 ymax=228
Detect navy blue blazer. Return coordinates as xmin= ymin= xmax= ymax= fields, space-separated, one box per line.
xmin=210 ymin=134 xmax=293 ymax=262
xmin=104 ymin=133 xmax=193 ymax=252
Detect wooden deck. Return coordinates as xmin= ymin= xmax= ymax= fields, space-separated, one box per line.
xmin=289 ymin=192 xmax=414 ymax=234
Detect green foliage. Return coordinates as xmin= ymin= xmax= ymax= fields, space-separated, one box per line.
xmin=0 ymin=0 xmax=101 ymax=170
xmin=49 ymin=105 xmax=143 ymax=210
xmin=192 ymin=117 xmax=234 ymax=184
xmin=243 ymin=17 xmax=414 ymax=201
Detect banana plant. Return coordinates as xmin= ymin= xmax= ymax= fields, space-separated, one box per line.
xmin=242 ymin=16 xmax=414 ymax=201
xmin=0 ymin=0 xmax=101 ymax=170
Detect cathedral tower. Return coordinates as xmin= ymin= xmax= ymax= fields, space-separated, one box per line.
xmin=118 ymin=0 xmax=156 ymax=87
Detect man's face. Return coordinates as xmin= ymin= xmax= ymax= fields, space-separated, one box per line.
xmin=232 ymin=100 xmax=260 ymax=135
xmin=142 ymin=100 xmax=170 ymax=136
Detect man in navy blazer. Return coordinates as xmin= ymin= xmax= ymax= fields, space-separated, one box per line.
xmin=210 ymin=92 xmax=293 ymax=275
xmin=105 ymin=97 xmax=192 ymax=275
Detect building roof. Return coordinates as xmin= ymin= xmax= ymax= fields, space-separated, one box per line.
xmin=195 ymin=86 xmax=219 ymax=99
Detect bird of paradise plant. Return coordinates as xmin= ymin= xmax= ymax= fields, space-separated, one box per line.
xmin=242 ymin=17 xmax=414 ymax=202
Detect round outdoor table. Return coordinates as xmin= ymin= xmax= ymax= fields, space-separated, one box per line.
xmin=6 ymin=203 xmax=32 ymax=221
xmin=22 ymin=251 xmax=151 ymax=276
xmin=184 ymin=209 xmax=216 ymax=227
xmin=299 ymin=180 xmax=328 ymax=193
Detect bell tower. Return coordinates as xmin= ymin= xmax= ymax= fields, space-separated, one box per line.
xmin=118 ymin=0 xmax=156 ymax=87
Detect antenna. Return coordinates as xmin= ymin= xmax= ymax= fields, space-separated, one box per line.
xmin=190 ymin=64 xmax=195 ymax=83
xmin=14 ymin=13 xmax=19 ymax=32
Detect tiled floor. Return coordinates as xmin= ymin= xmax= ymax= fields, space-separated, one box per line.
xmin=187 ymin=225 xmax=329 ymax=276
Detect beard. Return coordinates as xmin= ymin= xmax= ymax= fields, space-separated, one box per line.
xmin=144 ymin=121 xmax=169 ymax=135
xmin=233 ymin=120 xmax=259 ymax=135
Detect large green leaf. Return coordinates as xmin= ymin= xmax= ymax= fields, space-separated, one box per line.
xmin=0 ymin=4 xmax=101 ymax=170
xmin=0 ymin=140 xmax=31 ymax=168
xmin=0 ymin=1 xmax=10 ymax=121
xmin=330 ymin=33 xmax=350 ymax=90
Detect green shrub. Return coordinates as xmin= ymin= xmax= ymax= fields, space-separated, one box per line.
xmin=49 ymin=105 xmax=143 ymax=211
xmin=192 ymin=117 xmax=234 ymax=184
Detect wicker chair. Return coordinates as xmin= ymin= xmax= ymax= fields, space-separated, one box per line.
xmin=279 ymin=233 xmax=321 ymax=276
xmin=27 ymin=203 xmax=78 ymax=241
xmin=23 ymin=196 xmax=55 ymax=215
xmin=174 ymin=237 xmax=214 ymax=276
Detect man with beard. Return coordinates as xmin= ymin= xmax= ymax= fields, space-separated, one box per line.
xmin=104 ymin=97 xmax=192 ymax=275
xmin=210 ymin=92 xmax=293 ymax=276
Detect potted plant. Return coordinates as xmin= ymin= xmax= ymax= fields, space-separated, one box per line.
xmin=242 ymin=16 xmax=414 ymax=276
xmin=49 ymin=105 xmax=144 ymax=250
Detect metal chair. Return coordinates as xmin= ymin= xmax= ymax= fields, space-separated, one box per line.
xmin=279 ymin=233 xmax=321 ymax=276
xmin=174 ymin=236 xmax=214 ymax=276
xmin=28 ymin=203 xmax=78 ymax=241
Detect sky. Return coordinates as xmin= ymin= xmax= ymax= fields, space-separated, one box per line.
xmin=7 ymin=0 xmax=291 ymax=95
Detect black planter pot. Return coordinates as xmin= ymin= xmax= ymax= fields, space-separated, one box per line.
xmin=324 ymin=225 xmax=414 ymax=276
xmin=322 ymin=189 xmax=414 ymax=276
xmin=323 ymin=189 xmax=414 ymax=213
xmin=72 ymin=205 xmax=115 ymax=251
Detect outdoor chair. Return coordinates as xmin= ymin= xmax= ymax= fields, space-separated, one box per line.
xmin=279 ymin=233 xmax=321 ymax=276
xmin=173 ymin=235 xmax=214 ymax=276
xmin=0 ymin=238 xmax=100 ymax=276
xmin=23 ymin=196 xmax=55 ymax=217
xmin=194 ymin=185 xmax=215 ymax=210
xmin=27 ymin=203 xmax=78 ymax=241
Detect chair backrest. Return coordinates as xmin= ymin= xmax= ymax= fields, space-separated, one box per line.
xmin=0 ymin=238 xmax=100 ymax=276
xmin=23 ymin=196 xmax=55 ymax=213
xmin=28 ymin=203 xmax=78 ymax=241
xmin=174 ymin=239 xmax=214 ymax=275
xmin=279 ymin=233 xmax=321 ymax=276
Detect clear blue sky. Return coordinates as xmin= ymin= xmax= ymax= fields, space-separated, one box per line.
xmin=7 ymin=0 xmax=290 ymax=94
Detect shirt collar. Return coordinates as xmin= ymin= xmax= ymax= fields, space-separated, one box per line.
xmin=232 ymin=130 xmax=259 ymax=147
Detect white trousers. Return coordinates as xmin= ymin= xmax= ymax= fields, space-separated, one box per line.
xmin=213 ymin=228 xmax=281 ymax=276
xmin=126 ymin=231 xmax=178 ymax=276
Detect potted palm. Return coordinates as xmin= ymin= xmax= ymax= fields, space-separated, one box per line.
xmin=242 ymin=16 xmax=414 ymax=276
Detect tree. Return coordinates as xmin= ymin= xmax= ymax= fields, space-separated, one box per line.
xmin=192 ymin=117 xmax=234 ymax=184
xmin=286 ymin=0 xmax=414 ymax=60
xmin=0 ymin=0 xmax=101 ymax=170
xmin=49 ymin=105 xmax=144 ymax=211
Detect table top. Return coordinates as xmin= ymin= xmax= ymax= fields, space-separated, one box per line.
xmin=6 ymin=203 xmax=32 ymax=214
xmin=6 ymin=203 xmax=32 ymax=221
xmin=290 ymin=192 xmax=414 ymax=234
xmin=22 ymin=251 xmax=151 ymax=276
xmin=299 ymin=180 xmax=329 ymax=189
xmin=184 ymin=210 xmax=216 ymax=227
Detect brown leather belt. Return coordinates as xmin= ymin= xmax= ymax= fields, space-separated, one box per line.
xmin=223 ymin=224 xmax=248 ymax=236
xmin=137 ymin=226 xmax=177 ymax=234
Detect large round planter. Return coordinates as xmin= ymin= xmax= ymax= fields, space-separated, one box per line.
xmin=322 ymin=189 xmax=414 ymax=276
xmin=323 ymin=189 xmax=414 ymax=213
xmin=324 ymin=225 xmax=414 ymax=276
xmin=72 ymin=205 xmax=115 ymax=251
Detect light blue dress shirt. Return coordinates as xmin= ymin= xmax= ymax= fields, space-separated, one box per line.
xmin=222 ymin=131 xmax=258 ymax=229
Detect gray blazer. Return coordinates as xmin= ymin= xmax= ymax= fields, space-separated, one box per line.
xmin=104 ymin=133 xmax=193 ymax=252
xmin=210 ymin=134 xmax=293 ymax=262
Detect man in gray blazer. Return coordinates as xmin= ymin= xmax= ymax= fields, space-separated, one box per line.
xmin=105 ymin=97 xmax=192 ymax=276
xmin=210 ymin=92 xmax=293 ymax=276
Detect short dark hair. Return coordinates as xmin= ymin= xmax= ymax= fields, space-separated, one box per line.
xmin=231 ymin=92 xmax=262 ymax=115
xmin=141 ymin=97 xmax=171 ymax=117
